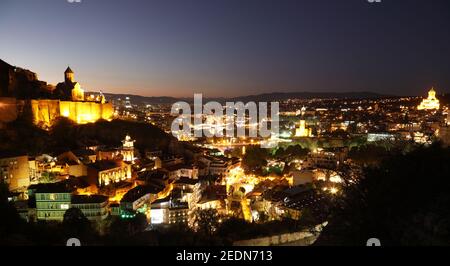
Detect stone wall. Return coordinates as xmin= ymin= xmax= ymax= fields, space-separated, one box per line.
xmin=31 ymin=99 xmax=60 ymax=127
xmin=233 ymin=222 xmax=327 ymax=246
xmin=31 ymin=99 xmax=113 ymax=127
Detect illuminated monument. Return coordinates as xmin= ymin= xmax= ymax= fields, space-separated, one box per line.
xmin=31 ymin=67 xmax=113 ymax=128
xmin=295 ymin=120 xmax=312 ymax=137
xmin=121 ymin=134 xmax=136 ymax=162
xmin=418 ymin=88 xmax=440 ymax=110
xmin=65 ymin=67 xmax=85 ymax=101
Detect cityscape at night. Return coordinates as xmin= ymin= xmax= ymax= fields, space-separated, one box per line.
xmin=1 ymin=0 xmax=450 ymax=258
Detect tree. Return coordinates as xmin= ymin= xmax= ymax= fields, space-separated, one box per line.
xmin=129 ymin=213 xmax=148 ymax=234
xmin=0 ymin=182 xmax=28 ymax=244
xmin=317 ymin=144 xmax=450 ymax=246
xmin=156 ymin=225 xmax=197 ymax=246
xmin=348 ymin=144 xmax=389 ymax=166
xmin=329 ymin=129 xmax=349 ymax=138
xmin=108 ymin=213 xmax=148 ymax=239
xmin=50 ymin=117 xmax=77 ymax=150
xmin=274 ymin=145 xmax=309 ymax=160
xmin=62 ymin=207 xmax=92 ymax=238
xmin=40 ymin=172 xmax=57 ymax=183
xmin=241 ymin=147 xmax=268 ymax=174
xmin=285 ymin=145 xmax=310 ymax=159
xmin=194 ymin=209 xmax=221 ymax=236
xmin=216 ymin=218 xmax=251 ymax=244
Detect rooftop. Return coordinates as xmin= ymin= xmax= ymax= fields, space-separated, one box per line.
xmin=31 ymin=182 xmax=73 ymax=194
xmin=174 ymin=177 xmax=199 ymax=185
xmin=72 ymin=194 xmax=108 ymax=204
xmin=65 ymin=66 xmax=73 ymax=74
xmin=198 ymin=185 xmax=227 ymax=204
xmin=73 ymin=148 xmax=96 ymax=157
xmin=121 ymin=184 xmax=164 ymax=203
xmin=88 ymin=160 xmax=124 ymax=171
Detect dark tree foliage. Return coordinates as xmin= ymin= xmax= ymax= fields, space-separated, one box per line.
xmin=348 ymin=143 xmax=391 ymax=166
xmin=0 ymin=182 xmax=27 ymax=244
xmin=74 ymin=119 xmax=173 ymax=152
xmin=0 ymin=117 xmax=49 ymax=154
xmin=194 ymin=209 xmax=221 ymax=236
xmin=1 ymin=118 xmax=174 ymax=155
xmin=106 ymin=213 xmax=148 ymax=245
xmin=317 ymin=144 xmax=450 ymax=246
xmin=241 ymin=146 xmax=268 ymax=174
xmin=0 ymin=183 xmax=60 ymax=245
xmin=329 ymin=129 xmax=349 ymax=138
xmin=274 ymin=145 xmax=310 ymax=160
xmin=49 ymin=117 xmax=78 ymax=150
xmin=155 ymin=224 xmax=223 ymax=246
xmin=62 ymin=207 xmax=94 ymax=240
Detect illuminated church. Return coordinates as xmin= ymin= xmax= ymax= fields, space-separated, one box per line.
xmin=65 ymin=67 xmax=85 ymax=101
xmin=295 ymin=120 xmax=312 ymax=137
xmin=31 ymin=67 xmax=113 ymax=128
xmin=121 ymin=134 xmax=136 ymax=162
xmin=418 ymin=88 xmax=440 ymax=110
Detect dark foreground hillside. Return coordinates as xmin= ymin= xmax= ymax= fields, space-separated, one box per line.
xmin=0 ymin=118 xmax=177 ymax=155
xmin=316 ymin=144 xmax=450 ymax=246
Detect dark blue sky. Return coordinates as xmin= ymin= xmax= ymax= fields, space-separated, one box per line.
xmin=1 ymin=0 xmax=449 ymax=97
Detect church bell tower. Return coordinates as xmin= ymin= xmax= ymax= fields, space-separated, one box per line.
xmin=65 ymin=66 xmax=74 ymax=83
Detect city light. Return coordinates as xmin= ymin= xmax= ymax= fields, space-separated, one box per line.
xmin=1 ymin=0 xmax=449 ymax=250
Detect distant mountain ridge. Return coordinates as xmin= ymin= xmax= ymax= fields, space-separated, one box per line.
xmin=102 ymin=91 xmax=392 ymax=105
xmin=0 ymin=58 xmax=393 ymax=103
xmin=226 ymin=91 xmax=392 ymax=102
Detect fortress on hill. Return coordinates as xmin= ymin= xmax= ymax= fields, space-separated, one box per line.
xmin=31 ymin=67 xmax=113 ymax=127
xmin=0 ymin=59 xmax=113 ymax=128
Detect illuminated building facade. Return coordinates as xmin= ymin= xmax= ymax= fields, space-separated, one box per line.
xmin=95 ymin=135 xmax=136 ymax=162
xmin=87 ymin=161 xmax=132 ymax=187
xmin=0 ymin=153 xmax=30 ymax=192
xmin=295 ymin=120 xmax=312 ymax=137
xmin=150 ymin=205 xmax=189 ymax=226
xmin=438 ymin=112 xmax=450 ymax=146
xmin=71 ymin=195 xmax=109 ymax=221
xmin=121 ymin=135 xmax=135 ymax=162
xmin=418 ymin=88 xmax=440 ymax=110
xmin=31 ymin=67 xmax=113 ymax=128
xmin=35 ymin=188 xmax=71 ymax=221
xmin=367 ymin=133 xmax=395 ymax=142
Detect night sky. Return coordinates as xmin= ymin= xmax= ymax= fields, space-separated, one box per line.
xmin=0 ymin=0 xmax=449 ymax=97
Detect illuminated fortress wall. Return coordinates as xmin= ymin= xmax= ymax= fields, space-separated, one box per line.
xmin=59 ymin=101 xmax=113 ymax=124
xmin=31 ymin=99 xmax=113 ymax=127
xmin=31 ymin=99 xmax=60 ymax=127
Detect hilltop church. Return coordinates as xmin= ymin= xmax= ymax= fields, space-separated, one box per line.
xmin=31 ymin=67 xmax=113 ymax=128
xmin=1 ymin=58 xmax=114 ymax=128
xmin=417 ymin=88 xmax=440 ymax=110
xmin=52 ymin=67 xmax=86 ymax=101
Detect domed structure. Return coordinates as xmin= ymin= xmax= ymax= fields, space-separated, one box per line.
xmin=418 ymin=88 xmax=440 ymax=110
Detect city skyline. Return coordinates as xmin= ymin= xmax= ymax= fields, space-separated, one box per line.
xmin=1 ymin=0 xmax=450 ymax=97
